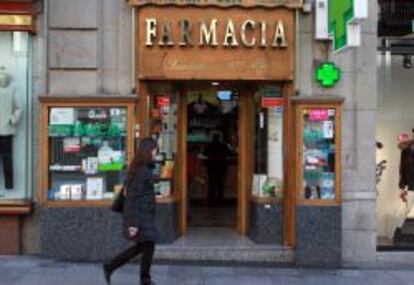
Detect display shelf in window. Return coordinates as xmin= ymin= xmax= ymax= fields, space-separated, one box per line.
xmin=251 ymin=89 xmax=285 ymax=201
xmin=293 ymin=96 xmax=343 ymax=206
xmin=39 ymin=96 xmax=136 ymax=207
xmin=145 ymin=91 xmax=178 ymax=199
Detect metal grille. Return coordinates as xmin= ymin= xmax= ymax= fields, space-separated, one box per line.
xmin=378 ymin=0 xmax=414 ymax=37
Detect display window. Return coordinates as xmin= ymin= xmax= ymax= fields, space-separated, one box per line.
xmin=301 ymin=108 xmax=336 ymax=200
xmin=252 ymin=86 xmax=284 ymax=200
xmin=47 ymin=107 xmax=128 ymax=201
xmin=293 ymin=102 xmax=342 ymax=206
xmin=146 ymin=83 xmax=178 ymax=199
xmin=377 ymin=54 xmax=414 ymax=248
xmin=0 ymin=31 xmax=31 ymax=201
xmin=39 ymin=98 xmax=136 ymax=205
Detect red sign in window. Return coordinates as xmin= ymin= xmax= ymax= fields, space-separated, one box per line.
xmin=261 ymin=97 xmax=284 ymax=108
xmin=157 ymin=96 xmax=170 ymax=107
xmin=308 ymin=109 xmax=329 ymax=121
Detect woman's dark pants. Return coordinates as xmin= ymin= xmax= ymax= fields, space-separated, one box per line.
xmin=106 ymin=241 xmax=155 ymax=282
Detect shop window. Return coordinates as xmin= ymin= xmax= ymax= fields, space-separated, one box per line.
xmin=377 ymin=54 xmax=414 ymax=248
xmin=292 ymin=100 xmax=342 ymax=206
xmin=146 ymin=84 xmax=178 ymax=198
xmin=301 ymin=108 xmax=336 ymax=200
xmin=0 ymin=31 xmax=31 ymax=200
xmin=47 ymin=107 xmax=128 ymax=201
xmin=252 ymin=86 xmax=284 ymax=199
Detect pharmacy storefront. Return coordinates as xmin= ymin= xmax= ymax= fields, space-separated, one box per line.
xmin=36 ymin=0 xmax=347 ymax=267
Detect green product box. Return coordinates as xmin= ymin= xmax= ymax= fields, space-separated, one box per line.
xmin=108 ymin=124 xmax=121 ymax=137
xmin=73 ymin=121 xmax=86 ymax=137
xmin=49 ymin=125 xmax=74 ymax=137
xmin=98 ymin=162 xmax=125 ymax=171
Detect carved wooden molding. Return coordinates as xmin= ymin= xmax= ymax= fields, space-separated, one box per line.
xmin=128 ymin=0 xmax=303 ymax=9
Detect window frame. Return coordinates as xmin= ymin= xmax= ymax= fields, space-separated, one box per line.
xmin=39 ymin=96 xmax=136 ymax=208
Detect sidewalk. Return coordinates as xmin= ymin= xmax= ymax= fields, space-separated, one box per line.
xmin=1 ymin=256 xmax=414 ymax=285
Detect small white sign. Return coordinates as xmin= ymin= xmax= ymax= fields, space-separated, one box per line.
xmin=323 ymin=121 xmax=334 ymax=139
xmin=50 ymin=108 xmax=75 ymax=125
xmin=70 ymin=184 xmax=83 ymax=200
xmin=259 ymin=112 xmax=264 ymax=129
xmin=86 ymin=177 xmax=104 ymax=200
xmin=59 ymin=184 xmax=72 ymax=200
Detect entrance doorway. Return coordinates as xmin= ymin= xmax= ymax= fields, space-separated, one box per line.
xmin=139 ymin=80 xmax=294 ymax=243
xmin=186 ymin=89 xmax=239 ymax=228
xmin=176 ymin=81 xmax=255 ymax=236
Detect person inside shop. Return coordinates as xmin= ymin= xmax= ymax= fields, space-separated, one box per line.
xmin=0 ymin=67 xmax=22 ymax=196
xmin=226 ymin=128 xmax=238 ymax=157
xmin=103 ymin=138 xmax=158 ymax=285
xmin=204 ymin=132 xmax=229 ymax=205
xmin=188 ymin=94 xmax=209 ymax=114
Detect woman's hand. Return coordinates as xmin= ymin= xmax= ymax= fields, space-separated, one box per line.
xmin=128 ymin=226 xmax=139 ymax=237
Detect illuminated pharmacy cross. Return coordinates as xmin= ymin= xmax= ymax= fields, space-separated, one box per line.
xmin=329 ymin=0 xmax=354 ymax=51
xmin=316 ymin=62 xmax=340 ymax=88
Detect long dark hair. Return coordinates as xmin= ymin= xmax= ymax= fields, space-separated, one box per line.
xmin=127 ymin=137 xmax=157 ymax=181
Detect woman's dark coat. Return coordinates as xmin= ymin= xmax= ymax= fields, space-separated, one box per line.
xmin=122 ymin=165 xmax=157 ymax=242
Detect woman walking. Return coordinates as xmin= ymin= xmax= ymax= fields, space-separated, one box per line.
xmin=103 ymin=138 xmax=158 ymax=285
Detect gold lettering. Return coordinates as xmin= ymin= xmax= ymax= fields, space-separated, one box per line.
xmin=241 ymin=20 xmax=256 ymax=48
xmin=223 ymin=20 xmax=238 ymax=47
xmin=159 ymin=21 xmax=174 ymax=46
xmin=260 ymin=22 xmax=267 ymax=48
xmin=144 ymin=18 xmax=289 ymax=49
xmin=145 ymin=18 xmax=157 ymax=46
xmin=272 ymin=20 xmax=287 ymax=48
xmin=179 ymin=19 xmax=193 ymax=46
xmin=0 ymin=15 xmax=32 ymax=26
xmin=199 ymin=20 xmax=218 ymax=46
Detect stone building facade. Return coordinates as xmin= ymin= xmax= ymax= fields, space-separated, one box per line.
xmin=0 ymin=0 xmax=378 ymax=267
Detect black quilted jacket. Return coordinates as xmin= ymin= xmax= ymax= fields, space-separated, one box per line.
xmin=123 ymin=165 xmax=157 ymax=242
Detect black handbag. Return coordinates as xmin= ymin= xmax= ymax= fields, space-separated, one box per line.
xmin=111 ymin=186 xmax=125 ymax=213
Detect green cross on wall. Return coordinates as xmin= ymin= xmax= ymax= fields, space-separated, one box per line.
xmin=329 ymin=0 xmax=354 ymax=51
xmin=316 ymin=62 xmax=341 ymax=88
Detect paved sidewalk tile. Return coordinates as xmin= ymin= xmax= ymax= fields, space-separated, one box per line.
xmin=0 ymin=256 xmax=414 ymax=285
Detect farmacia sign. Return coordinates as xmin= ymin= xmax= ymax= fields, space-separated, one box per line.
xmin=144 ymin=18 xmax=288 ymax=48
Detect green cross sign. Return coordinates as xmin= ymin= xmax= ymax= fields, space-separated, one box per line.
xmin=329 ymin=0 xmax=354 ymax=51
xmin=316 ymin=62 xmax=341 ymax=88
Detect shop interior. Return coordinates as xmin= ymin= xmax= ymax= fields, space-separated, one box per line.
xmin=146 ymin=81 xmax=285 ymax=239
xmin=186 ymin=90 xmax=239 ymax=228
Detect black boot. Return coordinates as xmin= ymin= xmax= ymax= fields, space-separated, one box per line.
xmin=141 ymin=279 xmax=155 ymax=285
xmin=103 ymin=263 xmax=112 ymax=285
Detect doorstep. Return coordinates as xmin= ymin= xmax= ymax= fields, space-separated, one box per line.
xmin=154 ymin=245 xmax=294 ymax=264
xmin=154 ymin=228 xmax=294 ymax=264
